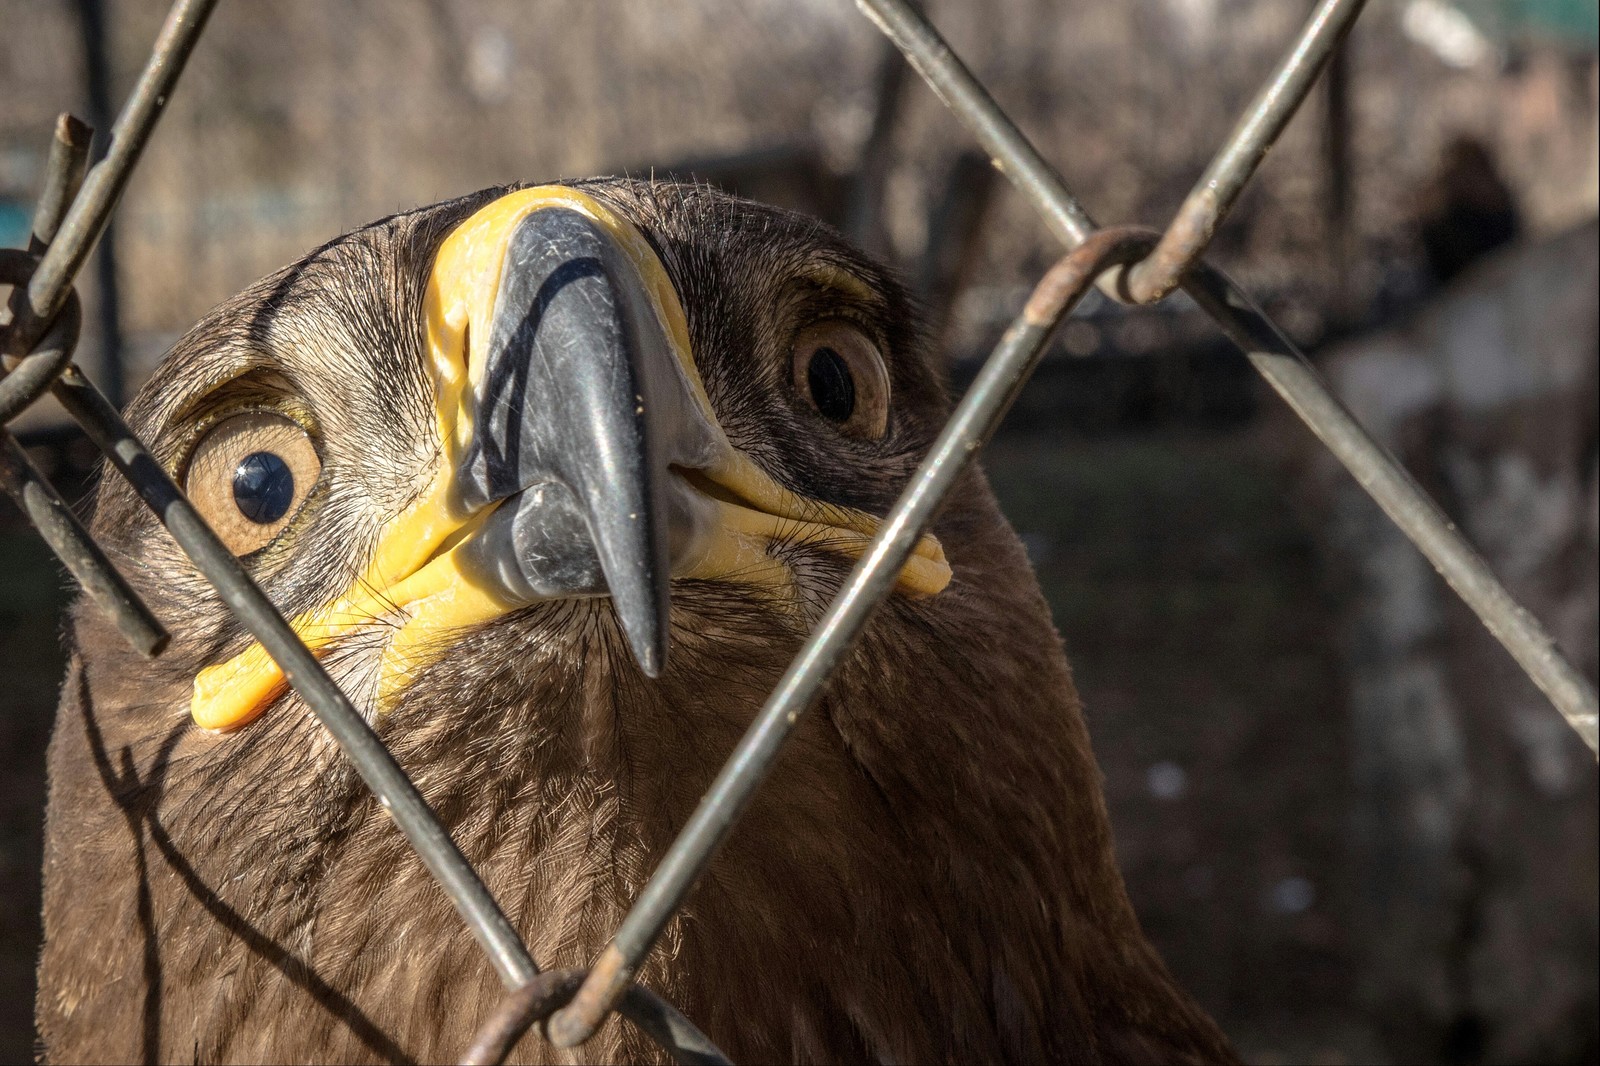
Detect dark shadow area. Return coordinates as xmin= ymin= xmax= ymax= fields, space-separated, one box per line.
xmin=983 ymin=427 xmax=1373 ymax=1064
xmin=70 ymin=655 xmax=412 ymax=1065
xmin=0 ymin=529 xmax=66 ymax=1066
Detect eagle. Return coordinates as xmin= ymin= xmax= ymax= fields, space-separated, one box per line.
xmin=36 ymin=180 xmax=1235 ymax=1064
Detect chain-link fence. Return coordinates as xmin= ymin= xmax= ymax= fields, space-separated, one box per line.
xmin=2 ymin=0 xmax=1595 ymax=1061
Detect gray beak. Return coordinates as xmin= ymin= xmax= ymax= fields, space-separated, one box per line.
xmin=453 ymin=206 xmax=719 ymax=677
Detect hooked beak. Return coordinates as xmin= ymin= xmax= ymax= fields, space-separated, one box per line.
xmin=191 ymin=187 xmax=950 ymax=732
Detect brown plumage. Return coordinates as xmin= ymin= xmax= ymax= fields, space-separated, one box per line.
xmin=37 ymin=180 xmax=1236 ymax=1064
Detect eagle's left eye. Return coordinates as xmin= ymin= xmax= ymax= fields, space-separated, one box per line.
xmin=184 ymin=412 xmax=321 ymax=555
xmin=790 ymin=320 xmax=890 ymax=439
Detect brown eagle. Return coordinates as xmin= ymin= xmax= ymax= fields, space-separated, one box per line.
xmin=36 ymin=180 xmax=1235 ymax=1064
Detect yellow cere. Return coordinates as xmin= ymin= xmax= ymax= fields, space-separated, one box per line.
xmin=190 ymin=187 xmax=950 ymax=733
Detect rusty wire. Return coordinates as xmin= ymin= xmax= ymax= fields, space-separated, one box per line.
xmin=1 ymin=132 xmax=168 ymax=655
xmin=3 ymin=0 xmax=553 ymax=1001
xmin=550 ymin=0 xmax=1598 ymax=1046
xmin=460 ymin=969 xmax=729 ymax=1066
xmin=847 ymin=0 xmax=1598 ymax=746
xmin=1122 ymin=0 xmax=1369 ymax=303
xmin=1 ymin=0 xmax=1595 ymax=1063
xmin=542 ymin=226 xmax=1164 ymax=1048
xmin=1 ymin=0 xmax=217 ymax=359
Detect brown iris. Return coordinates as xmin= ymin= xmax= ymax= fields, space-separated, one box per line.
xmin=184 ymin=412 xmax=321 ymax=555
xmin=790 ymin=320 xmax=890 ymax=439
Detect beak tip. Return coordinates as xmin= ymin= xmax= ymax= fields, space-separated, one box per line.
xmin=610 ymin=579 xmax=670 ymax=679
xmin=625 ymin=624 xmax=668 ymax=678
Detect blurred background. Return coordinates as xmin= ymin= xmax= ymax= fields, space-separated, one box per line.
xmin=1 ymin=1 xmax=1595 ymax=1062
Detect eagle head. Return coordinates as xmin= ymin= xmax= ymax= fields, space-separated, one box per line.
xmin=38 ymin=180 xmax=1234 ymax=1064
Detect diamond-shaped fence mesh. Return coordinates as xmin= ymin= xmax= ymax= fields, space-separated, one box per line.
xmin=1 ymin=0 xmax=1595 ymax=1062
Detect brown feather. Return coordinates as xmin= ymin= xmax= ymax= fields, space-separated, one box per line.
xmin=37 ymin=180 xmax=1236 ymax=1064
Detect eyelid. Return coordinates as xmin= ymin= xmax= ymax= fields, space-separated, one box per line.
xmin=162 ymin=366 xmax=316 ymax=474
xmin=782 ymin=279 xmax=891 ymax=351
xmin=794 ymin=264 xmax=882 ymax=310
xmin=177 ymin=399 xmax=319 ymax=482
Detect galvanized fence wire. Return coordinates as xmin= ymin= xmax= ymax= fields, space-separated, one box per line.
xmin=0 ymin=0 xmax=1595 ymax=1062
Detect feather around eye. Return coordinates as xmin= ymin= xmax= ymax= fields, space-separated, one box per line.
xmin=790 ymin=319 xmax=890 ymax=439
xmin=184 ymin=412 xmax=322 ymax=555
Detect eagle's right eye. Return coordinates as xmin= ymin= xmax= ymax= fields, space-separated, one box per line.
xmin=184 ymin=412 xmax=321 ymax=555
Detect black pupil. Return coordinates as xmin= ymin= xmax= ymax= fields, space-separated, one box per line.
xmin=232 ymin=451 xmax=295 ymax=525
xmin=807 ymin=347 xmax=856 ymax=423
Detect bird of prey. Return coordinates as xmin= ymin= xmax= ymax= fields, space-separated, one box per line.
xmin=37 ymin=180 xmax=1235 ymax=1064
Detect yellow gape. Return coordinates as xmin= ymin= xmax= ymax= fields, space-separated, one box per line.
xmin=190 ymin=187 xmax=949 ymax=732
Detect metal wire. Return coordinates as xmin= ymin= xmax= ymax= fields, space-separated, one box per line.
xmin=1122 ymin=0 xmax=1370 ymax=304
xmin=853 ymin=0 xmax=1096 ymax=250
xmin=1182 ymin=265 xmax=1600 ymax=750
xmin=27 ymin=115 xmax=93 ymax=253
xmin=1 ymin=0 xmax=219 ymax=359
xmin=546 ymin=226 xmax=1161 ymax=1047
xmin=3 ymin=0 xmax=1595 ymax=1061
xmin=2 ymin=106 xmax=172 ymax=657
xmin=2 ymin=0 xmax=544 ymax=1036
xmin=461 ymin=969 xmax=731 ymax=1066
xmin=2 ymin=108 xmax=175 ymax=657
xmin=851 ymin=0 xmax=1597 ymax=745
xmin=550 ymin=0 xmax=1597 ymax=1046
xmin=0 ymin=427 xmax=168 ymax=656
xmin=0 ymin=254 xmax=78 ymax=426
xmin=1 ymin=6 xmax=731 ymax=1059
xmin=49 ymin=363 xmax=545 ymax=990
